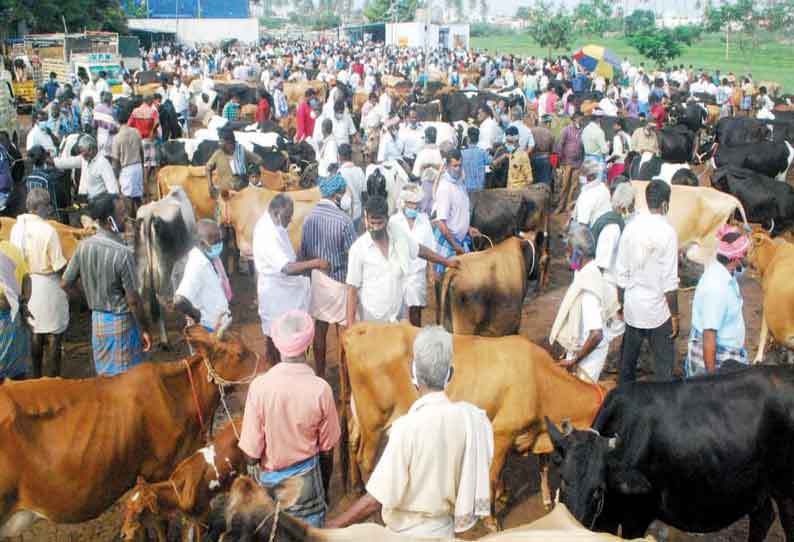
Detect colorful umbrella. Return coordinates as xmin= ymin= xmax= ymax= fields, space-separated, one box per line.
xmin=573 ymin=45 xmax=622 ymax=79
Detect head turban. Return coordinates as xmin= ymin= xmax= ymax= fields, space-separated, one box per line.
xmin=319 ymin=173 xmax=346 ymax=198
xmin=271 ymin=310 xmax=315 ymax=358
xmin=716 ymin=224 xmax=750 ymax=260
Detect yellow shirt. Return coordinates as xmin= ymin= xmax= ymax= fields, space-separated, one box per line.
xmin=508 ymin=150 xmax=534 ymax=190
xmin=0 ymin=241 xmax=28 ymax=297
xmin=9 ymin=214 xmax=67 ymax=274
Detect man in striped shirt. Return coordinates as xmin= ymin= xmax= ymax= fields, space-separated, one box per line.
xmin=299 ymin=172 xmax=356 ymax=378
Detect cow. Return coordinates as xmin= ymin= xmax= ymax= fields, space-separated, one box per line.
xmin=669 ymin=99 xmax=707 ymax=133
xmin=193 ymin=128 xmax=287 ymax=154
xmin=120 ymin=416 xmax=245 ymax=542
xmin=749 ymin=233 xmax=794 ymax=364
xmin=406 ymin=100 xmax=442 ymax=122
xmin=283 ymin=80 xmax=326 ymax=107
xmin=440 ymin=91 xmax=475 ymax=122
xmin=0 ymin=326 xmax=262 ymax=538
xmin=157 ymin=167 xmax=217 ymax=220
xmin=135 ymin=187 xmax=196 ymax=347
xmin=715 ymin=117 xmax=770 ymax=147
xmin=340 ymin=321 xmax=606 ymax=516
xmin=364 ymin=161 xmax=410 ymax=215
xmin=440 ymin=237 xmax=539 ymax=336
xmin=711 ymin=167 xmax=794 ymax=233
xmin=713 ymin=141 xmax=794 ymax=181
xmin=625 ymin=152 xmax=696 ymax=185
xmin=658 ymin=125 xmax=696 ymax=163
xmin=213 ymin=82 xmax=257 ymax=111
xmin=0 ymin=218 xmax=92 ymax=260
xmin=159 ymin=139 xmax=191 ymax=166
xmin=546 ymin=366 xmax=794 ymax=540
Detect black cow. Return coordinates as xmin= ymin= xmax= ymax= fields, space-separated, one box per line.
xmin=192 ymin=140 xmax=220 ymax=167
xmin=670 ymin=100 xmax=707 ymax=133
xmin=624 ymin=152 xmax=695 ymax=184
xmin=214 ymin=83 xmax=258 ymax=112
xmin=469 ymin=189 xmax=539 ymax=244
xmin=714 ymin=141 xmax=794 ymax=180
xmin=158 ymin=99 xmax=182 ymax=141
xmin=712 ymin=166 xmax=794 ymax=232
xmin=251 ymin=143 xmax=288 ymax=172
xmin=408 ymin=100 xmax=442 ymax=122
xmin=715 ymin=117 xmax=770 ymax=147
xmin=160 ymin=140 xmax=190 ymax=166
xmin=547 ymin=367 xmax=794 ymax=540
xmin=600 ymin=116 xmax=643 ymax=146
xmin=285 ymin=140 xmax=316 ymax=166
xmin=658 ymin=125 xmax=696 ymax=163
xmin=440 ymin=91 xmax=473 ymax=122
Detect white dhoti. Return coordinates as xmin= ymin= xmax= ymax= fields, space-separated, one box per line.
xmin=309 ymin=270 xmax=348 ymax=325
xmin=119 ymin=163 xmax=144 ymax=198
xmin=257 ymin=273 xmax=311 ymax=336
xmin=28 ymin=272 xmax=69 ymax=334
xmin=402 ymin=269 xmax=427 ymax=308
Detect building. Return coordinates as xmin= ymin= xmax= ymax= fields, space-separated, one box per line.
xmin=344 ymin=22 xmax=470 ymax=49
xmin=123 ymin=0 xmax=259 ymax=46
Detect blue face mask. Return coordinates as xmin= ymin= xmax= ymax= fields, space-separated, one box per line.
xmin=206 ymin=242 xmax=223 ymax=260
xmin=404 ymin=208 xmax=418 ymax=219
xmin=734 ymin=265 xmax=746 ymax=279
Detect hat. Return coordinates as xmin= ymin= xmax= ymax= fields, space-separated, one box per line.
xmin=271 ymin=310 xmax=315 ymax=358
xmin=319 ymin=173 xmax=346 ymax=198
xmin=716 ymin=224 xmax=750 ymax=260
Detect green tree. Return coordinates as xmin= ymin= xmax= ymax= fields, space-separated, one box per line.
xmin=627 ymin=28 xmax=683 ymax=67
xmin=515 ymin=6 xmax=529 ymax=18
xmin=704 ymin=0 xmax=760 ymax=60
xmin=1 ymin=0 xmax=128 ymax=35
xmin=363 ymin=0 xmax=418 ymax=21
xmin=624 ymin=9 xmax=655 ymax=35
xmin=573 ymin=0 xmax=613 ymax=35
xmin=527 ymin=1 xmax=577 ymax=59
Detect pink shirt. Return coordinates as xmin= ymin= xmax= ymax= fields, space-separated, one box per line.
xmin=239 ymin=362 xmax=340 ymax=471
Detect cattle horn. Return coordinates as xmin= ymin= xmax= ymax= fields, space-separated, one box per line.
xmin=561 ymin=418 xmax=574 ymax=436
xmin=766 ymin=218 xmax=775 ymax=234
xmin=607 ymin=435 xmax=621 ymax=449
xmin=215 ymin=312 xmax=232 ymax=341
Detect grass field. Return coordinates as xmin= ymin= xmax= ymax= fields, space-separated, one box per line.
xmin=470 ymin=32 xmax=794 ymax=92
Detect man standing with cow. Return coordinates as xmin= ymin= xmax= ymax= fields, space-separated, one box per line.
xmin=616 ymin=179 xmax=679 ymax=384
xmin=529 ymin=114 xmax=555 ymax=186
xmin=574 ymin=160 xmax=611 ymax=228
xmin=581 ymin=111 xmax=609 ymax=182
xmin=61 ymin=193 xmax=152 ymax=376
xmin=555 ymin=112 xmax=584 ymax=214
xmin=128 ymin=95 xmax=160 ymax=197
xmin=206 ymin=130 xmax=262 ymax=193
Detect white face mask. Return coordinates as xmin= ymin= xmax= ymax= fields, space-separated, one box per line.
xmin=340 ymin=193 xmax=352 ymax=212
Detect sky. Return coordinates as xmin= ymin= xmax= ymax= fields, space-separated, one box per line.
xmin=426 ymin=0 xmax=707 ymax=17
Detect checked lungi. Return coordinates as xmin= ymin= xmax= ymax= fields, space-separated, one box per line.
xmin=91 ymin=311 xmax=145 ymax=377
xmin=432 ymin=227 xmax=471 ymax=275
xmin=258 ymin=455 xmax=327 ymax=527
xmin=0 ymin=309 xmax=29 ymax=379
xmin=685 ymin=328 xmax=748 ymax=377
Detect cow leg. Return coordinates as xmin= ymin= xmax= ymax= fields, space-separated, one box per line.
xmin=539 ymin=454 xmax=552 ymax=509
xmin=157 ymin=315 xmax=169 ymax=350
xmin=747 ymin=497 xmax=776 ymax=542
xmin=754 ymin=313 xmax=769 ymax=364
xmin=775 ymin=496 xmax=794 ymax=542
xmin=490 ymin=433 xmax=513 ymax=515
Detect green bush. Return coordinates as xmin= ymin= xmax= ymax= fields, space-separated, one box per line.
xmin=259 ymin=17 xmax=286 ymax=29
xmin=470 ymin=23 xmax=512 ymax=37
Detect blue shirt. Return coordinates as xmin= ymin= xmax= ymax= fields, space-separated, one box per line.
xmin=44 ymin=80 xmax=59 ymax=102
xmin=691 ymin=262 xmax=745 ymax=349
xmin=461 ymin=145 xmax=492 ymax=193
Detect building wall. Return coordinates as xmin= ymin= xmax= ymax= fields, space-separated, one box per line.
xmin=127 ymin=18 xmax=259 ymax=45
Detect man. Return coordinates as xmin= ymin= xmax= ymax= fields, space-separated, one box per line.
xmin=338 ymin=143 xmax=365 ymax=231
xmin=412 ymin=125 xmax=443 ymax=212
xmin=127 ymin=95 xmax=160 ymax=191
xmin=530 ymin=113 xmax=555 ymax=186
xmin=650 ymin=95 xmax=666 ymax=130
xmin=94 ymin=91 xmax=118 ymax=160
xmin=300 ymin=174 xmax=356 ymax=378
xmin=168 ymin=76 xmax=190 ymax=133
xmin=295 ymin=89 xmax=318 ymax=143
xmin=239 ymin=310 xmax=340 ymax=527
xmin=272 ymin=79 xmax=289 ymax=120
xmin=401 ymin=108 xmax=424 ymax=163
xmin=26 ymin=111 xmax=57 ymax=157
xmin=112 ymin=106 xmax=145 ymax=214
xmin=10 ymin=188 xmax=69 ymax=378
xmin=315 ymin=100 xmax=357 ymax=147
xmin=461 ymin=127 xmax=492 ymax=193
xmin=61 ymin=193 xmax=151 ymax=376
xmin=346 ymin=196 xmax=456 ymax=325
xmin=377 ymin=116 xmax=404 ymax=163
xmin=327 ymin=326 xmax=493 ymax=537
xmin=95 ymin=71 xmax=111 ymax=97
xmin=581 ymin=111 xmax=608 ymax=182
xmin=44 ymin=72 xmax=59 ymax=103
xmin=686 ymin=225 xmax=750 ymax=376
xmin=555 ymin=112 xmax=584 ymax=213
xmin=433 ymin=149 xmax=478 ymax=277
xmin=508 ymin=106 xmax=534 ymax=152
xmin=253 ymin=193 xmax=328 ymax=363
xmin=53 ymin=135 xmax=119 ymax=200
xmin=43 ymin=101 xmax=70 ymax=140
xmin=574 ymin=159 xmax=611 ymax=228
xmin=254 ymin=88 xmax=272 ymax=127
xmin=222 ymin=93 xmax=242 ymax=121
xmin=477 ymin=105 xmax=502 ymax=152
xmin=616 ymin=179 xmax=679 ymax=384
xmin=174 ymin=219 xmax=231 ymax=332
xmin=317 ymin=119 xmax=339 ymax=178
xmin=630 ymin=116 xmax=659 ymax=156
xmin=206 ymin=130 xmax=262 ymax=193
xmin=593 ymin=182 xmax=636 ymax=290
xmin=550 ymin=223 xmax=620 ymax=383
xmin=360 ymin=91 xmax=383 ymax=162
xmin=24 ymin=146 xmax=59 ymax=216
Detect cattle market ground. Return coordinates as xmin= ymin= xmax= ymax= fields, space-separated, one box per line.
xmin=471 ymin=32 xmax=794 ymax=92
xmin=9 ymin=204 xmax=786 ymax=542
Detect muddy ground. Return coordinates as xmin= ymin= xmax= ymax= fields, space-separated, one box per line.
xmin=4 ymin=114 xmax=786 ymax=541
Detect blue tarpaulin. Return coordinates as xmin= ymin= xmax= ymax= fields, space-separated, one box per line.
xmin=123 ymin=0 xmax=249 ymax=18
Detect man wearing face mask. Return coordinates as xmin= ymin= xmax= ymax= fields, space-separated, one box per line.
xmin=174 ymin=219 xmax=231 ymax=333
xmin=630 ymin=116 xmax=660 ymax=157
xmin=377 ymin=116 xmax=405 ymax=163
xmin=296 ymin=89 xmax=318 ymax=143
xmin=490 ymin=126 xmax=533 ymax=190
xmin=592 ymin=181 xmax=636 ymax=292
xmin=61 ymin=193 xmax=151 ymax=376
xmin=301 ymin=173 xmax=356 ymax=378
xmin=253 ymin=193 xmax=329 ymax=363
xmin=685 ymin=225 xmax=750 ymax=376
xmin=615 ymin=180 xmax=679 ymax=384
xmin=573 ymin=159 xmax=611 ymax=228
xmin=327 ymin=326 xmax=493 ymax=537
xmin=400 ymin=108 xmax=424 ymax=164
xmin=53 ymin=134 xmax=119 ymax=200
xmin=314 ymin=100 xmax=357 ymax=147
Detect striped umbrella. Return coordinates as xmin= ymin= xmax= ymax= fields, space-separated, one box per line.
xmin=572 ymin=45 xmax=622 ymax=79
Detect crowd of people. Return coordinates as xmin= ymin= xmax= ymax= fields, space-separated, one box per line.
xmin=0 ymin=37 xmax=767 ymax=536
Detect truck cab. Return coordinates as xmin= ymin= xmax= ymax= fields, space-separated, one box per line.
xmin=73 ymin=53 xmax=124 ymax=98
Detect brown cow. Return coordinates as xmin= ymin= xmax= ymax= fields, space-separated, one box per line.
xmin=120 ymin=416 xmax=245 ymax=542
xmin=158 ymin=166 xmax=217 ymax=220
xmin=219 ymin=186 xmax=320 ymax=256
xmin=749 ymin=233 xmax=794 ymax=364
xmin=341 ymin=321 xmax=604 ymax=515
xmin=239 ymin=103 xmax=258 ymax=122
xmin=440 ymin=237 xmax=536 ymax=336
xmin=0 ymin=217 xmax=93 ymax=260
xmin=284 ymin=81 xmax=327 ymax=107
xmin=0 ymin=327 xmax=263 ymax=537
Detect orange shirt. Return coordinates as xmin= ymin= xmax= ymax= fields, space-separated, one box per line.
xmin=238 ymin=362 xmax=340 ymax=471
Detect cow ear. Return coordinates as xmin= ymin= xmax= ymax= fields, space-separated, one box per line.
xmin=545 ymin=416 xmax=569 ymax=457
xmin=608 ymin=467 xmax=651 ymax=495
xmin=185 ymin=325 xmax=216 ymax=356
xmin=273 ymin=476 xmax=304 ymax=510
xmin=220 ymin=189 xmax=232 ymax=201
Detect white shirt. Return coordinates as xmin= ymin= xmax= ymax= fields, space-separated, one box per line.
xmin=340 ymin=162 xmax=366 ymax=221
xmin=168 ymin=84 xmax=190 ymax=114
xmin=573 ymin=282 xmax=609 ymax=383
xmin=391 ymin=212 xmax=435 ymax=274
xmin=313 ymin=113 xmax=357 ymax=145
xmin=26 ymin=124 xmax=57 ymax=155
xmin=400 ymin=124 xmax=425 ymax=158
xmin=595 ymin=222 xmax=622 ymax=284
xmin=175 ymin=247 xmax=229 ymax=330
xmin=616 ymin=212 xmax=679 ymax=329
xmin=598 ymin=97 xmax=619 ymax=117
xmin=55 ymin=154 xmax=119 ymax=198
xmin=346 ymin=229 xmax=419 ymax=323
xmin=95 ymin=78 xmax=111 ymax=96
xmin=575 ymin=181 xmax=611 ymax=227
xmin=378 ymin=132 xmax=405 ymax=163
xmin=318 ymin=137 xmax=339 ymax=178
xmin=412 ymin=145 xmax=443 ymax=178
xmin=478 ymin=117 xmax=503 ymax=151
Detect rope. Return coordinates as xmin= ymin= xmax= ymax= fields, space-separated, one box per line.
xmin=183 ymin=359 xmax=206 ymax=434
xmin=475 ymin=233 xmax=495 ymax=251
xmin=200 ymin=351 xmax=261 ymax=441
xmin=254 ymin=500 xmax=280 ymax=542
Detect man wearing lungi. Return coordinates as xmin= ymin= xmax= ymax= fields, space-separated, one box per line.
xmin=239 ymin=310 xmax=340 ymax=527
xmin=61 ymin=194 xmax=151 ymax=376
xmin=327 ymin=326 xmax=494 ymax=537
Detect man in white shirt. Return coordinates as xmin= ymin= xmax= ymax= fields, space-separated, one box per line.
xmin=174 ymin=219 xmax=231 ymax=332
xmin=574 ymin=159 xmax=611 ymax=227
xmin=593 ymin=182 xmax=636 ymax=288
xmin=377 ymin=117 xmax=404 ymax=163
xmin=167 ymin=76 xmax=191 ymax=132
xmin=327 ymin=325 xmax=493 ymax=537
xmin=252 ymin=193 xmax=329 ymax=363
xmin=345 ymin=196 xmax=455 ymax=325
xmin=400 ymin=108 xmax=424 ymax=161
xmin=95 ymin=71 xmax=111 ymax=97
xmin=26 ymin=111 xmax=57 ymax=156
xmin=53 ymin=134 xmax=119 ymax=199
xmin=476 ymin=104 xmax=503 ymax=152
xmin=314 ymin=100 xmax=357 ymax=146
xmin=598 ymin=91 xmax=619 ymax=117
xmin=338 ymin=143 xmax=366 ymax=231
xmin=616 ymin=179 xmax=679 ymax=384
xmin=508 ymin=107 xmax=534 ymax=152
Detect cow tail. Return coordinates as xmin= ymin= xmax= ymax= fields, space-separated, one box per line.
xmin=440 ymin=270 xmax=454 ymax=332
xmin=338 ymin=331 xmax=351 ymax=493
xmin=146 ymin=216 xmax=161 ymax=329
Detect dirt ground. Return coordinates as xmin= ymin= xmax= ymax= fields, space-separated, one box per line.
xmin=5 ymin=114 xmax=785 ymax=541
